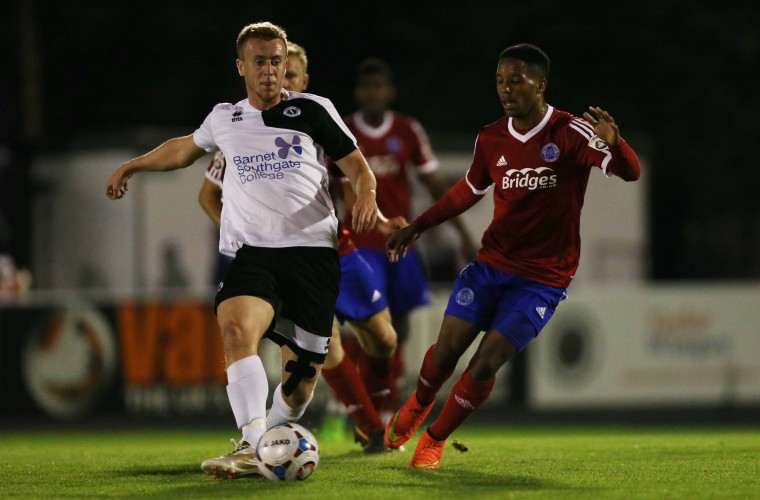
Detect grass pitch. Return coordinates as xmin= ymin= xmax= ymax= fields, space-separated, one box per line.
xmin=1 ymin=424 xmax=757 ymax=499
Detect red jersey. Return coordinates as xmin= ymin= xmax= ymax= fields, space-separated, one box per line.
xmin=339 ymin=111 xmax=438 ymax=250
xmin=416 ymin=106 xmax=640 ymax=288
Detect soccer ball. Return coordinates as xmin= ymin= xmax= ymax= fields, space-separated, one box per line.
xmin=256 ymin=423 xmax=319 ymax=481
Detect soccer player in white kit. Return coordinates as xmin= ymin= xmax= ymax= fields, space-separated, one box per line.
xmin=105 ymin=22 xmax=379 ymax=479
xmin=199 ymin=41 xmax=399 ymax=454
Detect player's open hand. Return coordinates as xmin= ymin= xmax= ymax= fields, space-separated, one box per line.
xmin=375 ymin=215 xmax=409 ymax=236
xmin=386 ymin=224 xmax=421 ymax=263
xmin=352 ymin=190 xmax=378 ymax=234
xmin=583 ymin=106 xmax=620 ymax=147
xmin=105 ymin=166 xmax=133 ymax=200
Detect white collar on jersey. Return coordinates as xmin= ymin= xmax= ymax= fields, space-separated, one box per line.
xmin=353 ymin=111 xmax=394 ymax=139
xmin=238 ymin=90 xmax=290 ymax=112
xmin=508 ymin=105 xmax=554 ymax=143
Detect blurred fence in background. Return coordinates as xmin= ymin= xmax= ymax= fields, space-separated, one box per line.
xmin=2 ymin=147 xmax=759 ymax=423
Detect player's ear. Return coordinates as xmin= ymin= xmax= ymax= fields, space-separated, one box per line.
xmin=236 ymin=59 xmax=244 ymax=77
xmin=537 ymin=78 xmax=547 ymax=96
xmin=302 ymin=73 xmax=310 ymax=91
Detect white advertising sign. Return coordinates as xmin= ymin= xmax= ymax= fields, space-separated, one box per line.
xmin=529 ymin=285 xmax=760 ymax=408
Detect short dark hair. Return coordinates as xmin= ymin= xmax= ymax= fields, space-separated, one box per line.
xmin=356 ymin=57 xmax=394 ymax=83
xmin=499 ymin=43 xmax=550 ymax=77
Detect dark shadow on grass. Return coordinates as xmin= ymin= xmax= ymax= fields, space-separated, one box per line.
xmin=332 ymin=461 xmax=595 ymax=494
xmin=317 ymin=449 xmax=589 ymax=493
xmin=114 ymin=464 xmax=201 ymax=477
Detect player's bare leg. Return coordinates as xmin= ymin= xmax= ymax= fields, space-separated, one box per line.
xmin=202 ymin=296 xmax=273 ymax=479
xmin=266 ymin=344 xmax=323 ymax=427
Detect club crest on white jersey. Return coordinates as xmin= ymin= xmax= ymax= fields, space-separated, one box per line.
xmin=283 ymin=106 xmax=301 ymax=117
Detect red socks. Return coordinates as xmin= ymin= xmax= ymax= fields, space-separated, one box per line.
xmin=428 ymin=369 xmax=495 ymax=441
xmin=357 ymin=351 xmax=394 ymax=415
xmin=387 ymin=344 xmax=405 ymax=414
xmin=321 ymin=355 xmax=385 ymax=434
xmin=415 ymin=344 xmax=455 ymax=406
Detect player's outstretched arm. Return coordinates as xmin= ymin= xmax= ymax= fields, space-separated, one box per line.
xmin=334 ymin=149 xmax=378 ymax=234
xmin=106 ymin=135 xmax=206 ymax=200
xmin=418 ymin=171 xmax=480 ymax=261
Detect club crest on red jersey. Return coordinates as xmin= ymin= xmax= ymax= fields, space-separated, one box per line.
xmin=386 ymin=136 xmax=403 ymax=153
xmin=541 ymin=143 xmax=560 ymax=162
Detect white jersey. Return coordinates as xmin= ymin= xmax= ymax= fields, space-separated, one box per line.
xmin=194 ymin=91 xmax=358 ymax=257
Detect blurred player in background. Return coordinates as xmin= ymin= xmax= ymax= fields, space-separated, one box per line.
xmin=384 ymin=43 xmax=641 ymax=469
xmin=198 ymin=41 xmax=402 ymax=453
xmin=334 ymin=58 xmax=478 ymax=421
xmin=106 ymin=22 xmax=379 ymax=478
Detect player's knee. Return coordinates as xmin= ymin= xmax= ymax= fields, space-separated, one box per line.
xmin=350 ymin=314 xmax=397 ymax=358
xmin=468 ymin=349 xmax=511 ymax=379
xmin=366 ymin=322 xmax=397 ymax=358
xmin=468 ymin=327 xmax=523 ymax=379
xmin=219 ymin=319 xmax=256 ymax=348
xmin=468 ymin=337 xmax=517 ymax=378
xmin=431 ymin=341 xmax=461 ymax=372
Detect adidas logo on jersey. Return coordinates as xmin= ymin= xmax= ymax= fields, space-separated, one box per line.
xmin=496 ymin=155 xmax=508 ymax=167
xmin=371 ymin=290 xmax=382 ymax=303
xmin=231 ymin=110 xmax=243 ymax=122
xmin=535 ymin=306 xmax=546 ymax=319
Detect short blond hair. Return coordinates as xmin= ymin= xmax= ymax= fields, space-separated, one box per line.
xmin=236 ymin=21 xmax=287 ymax=57
xmin=287 ymin=41 xmax=308 ymax=73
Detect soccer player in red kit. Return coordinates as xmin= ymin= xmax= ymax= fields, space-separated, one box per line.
xmin=336 ymin=58 xmax=478 ymax=420
xmin=384 ymin=43 xmax=641 ymax=469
